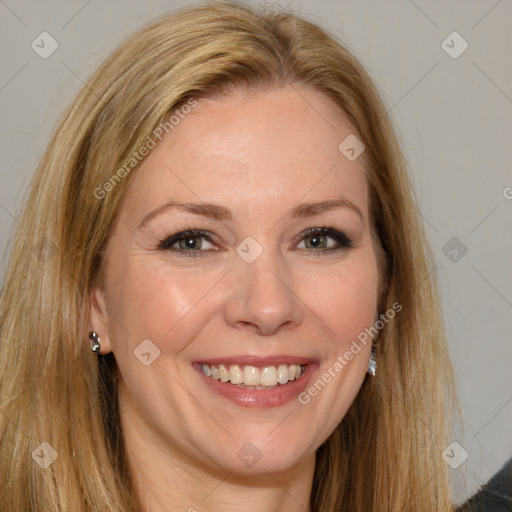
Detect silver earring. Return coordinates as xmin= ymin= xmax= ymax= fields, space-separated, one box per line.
xmin=367 ymin=346 xmax=377 ymax=376
xmin=89 ymin=331 xmax=101 ymax=354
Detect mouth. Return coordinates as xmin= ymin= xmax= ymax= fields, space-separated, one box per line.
xmin=199 ymin=362 xmax=306 ymax=389
xmin=192 ymin=356 xmax=318 ymax=408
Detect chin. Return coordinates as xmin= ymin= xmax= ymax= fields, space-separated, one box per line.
xmin=200 ymin=434 xmax=316 ymax=476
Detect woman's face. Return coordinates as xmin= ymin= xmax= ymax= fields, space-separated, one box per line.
xmin=90 ymin=86 xmax=380 ymax=475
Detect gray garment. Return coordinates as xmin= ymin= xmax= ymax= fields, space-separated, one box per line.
xmin=456 ymin=458 xmax=512 ymax=512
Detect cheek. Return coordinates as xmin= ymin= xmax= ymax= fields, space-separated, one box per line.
xmin=291 ymin=260 xmax=378 ymax=444
xmin=105 ymin=256 xmax=225 ymax=352
xmin=310 ymin=258 xmax=379 ymax=344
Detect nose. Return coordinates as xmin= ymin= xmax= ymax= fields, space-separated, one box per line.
xmin=224 ymin=246 xmax=304 ymax=336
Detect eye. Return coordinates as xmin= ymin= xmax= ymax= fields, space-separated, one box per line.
xmin=157 ymin=229 xmax=216 ymax=257
xmin=156 ymin=227 xmax=353 ymax=258
xmin=296 ymin=228 xmax=353 ymax=253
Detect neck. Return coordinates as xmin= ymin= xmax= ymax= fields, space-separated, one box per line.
xmin=118 ymin=384 xmax=315 ymax=512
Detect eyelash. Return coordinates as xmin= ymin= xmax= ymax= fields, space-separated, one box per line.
xmin=156 ymin=227 xmax=353 ymax=258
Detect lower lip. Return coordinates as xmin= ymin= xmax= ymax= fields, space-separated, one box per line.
xmin=193 ymin=363 xmax=318 ymax=408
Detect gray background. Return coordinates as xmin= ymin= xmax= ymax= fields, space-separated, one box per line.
xmin=0 ymin=0 xmax=510 ymax=504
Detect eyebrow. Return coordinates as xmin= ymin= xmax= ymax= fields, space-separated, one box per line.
xmin=137 ymin=198 xmax=364 ymax=229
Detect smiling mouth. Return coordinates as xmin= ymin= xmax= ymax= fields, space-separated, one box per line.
xmin=199 ymin=363 xmax=306 ymax=389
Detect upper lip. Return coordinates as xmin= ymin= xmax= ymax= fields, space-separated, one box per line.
xmin=193 ymin=355 xmax=317 ymax=367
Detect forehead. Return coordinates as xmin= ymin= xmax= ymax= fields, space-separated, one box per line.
xmin=121 ymin=86 xmax=369 ymax=223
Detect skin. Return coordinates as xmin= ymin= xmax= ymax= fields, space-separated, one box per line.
xmin=89 ymin=85 xmax=381 ymax=512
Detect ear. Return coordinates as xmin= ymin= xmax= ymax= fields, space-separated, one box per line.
xmin=89 ymin=285 xmax=113 ymax=354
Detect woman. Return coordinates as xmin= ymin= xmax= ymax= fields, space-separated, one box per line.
xmin=0 ymin=2 xmax=459 ymax=511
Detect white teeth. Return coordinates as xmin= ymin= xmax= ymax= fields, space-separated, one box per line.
xmin=243 ymin=366 xmax=260 ymax=386
xmin=200 ymin=363 xmax=304 ymax=387
xmin=229 ymin=364 xmax=243 ymax=384
xmin=218 ymin=364 xmax=229 ymax=382
xmin=260 ymin=366 xmax=277 ymax=386
xmin=210 ymin=365 xmax=219 ymax=380
xmin=277 ymin=364 xmax=289 ymax=384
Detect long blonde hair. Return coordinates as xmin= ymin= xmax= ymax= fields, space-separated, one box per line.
xmin=0 ymin=2 xmax=458 ymax=510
